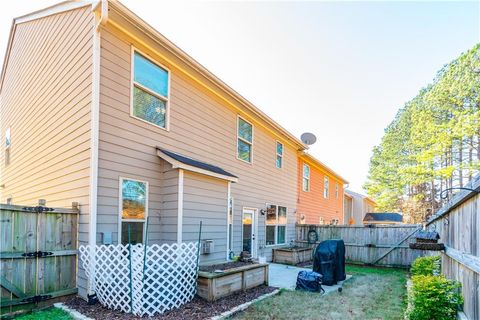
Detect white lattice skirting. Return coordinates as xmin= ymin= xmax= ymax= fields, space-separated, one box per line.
xmin=79 ymin=242 xmax=199 ymax=316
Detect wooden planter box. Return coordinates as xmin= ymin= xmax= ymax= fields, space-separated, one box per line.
xmin=273 ymin=247 xmax=313 ymax=265
xmin=197 ymin=263 xmax=269 ymax=302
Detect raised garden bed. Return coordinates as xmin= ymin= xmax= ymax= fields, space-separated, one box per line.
xmin=197 ymin=262 xmax=269 ymax=302
xmin=273 ymin=246 xmax=313 ymax=265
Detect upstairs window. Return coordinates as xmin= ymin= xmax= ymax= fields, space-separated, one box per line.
xmin=5 ymin=128 xmax=10 ymax=166
xmin=132 ymin=51 xmax=169 ymax=129
xmin=266 ymin=204 xmax=287 ymax=246
xmin=302 ymin=164 xmax=310 ymax=191
xmin=324 ymin=176 xmax=329 ymax=198
xmin=276 ymin=142 xmax=283 ymax=168
xmin=120 ymin=177 xmax=148 ymax=245
xmin=237 ymin=117 xmax=253 ymax=163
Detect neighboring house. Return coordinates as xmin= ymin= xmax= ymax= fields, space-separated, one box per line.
xmin=297 ymin=153 xmax=348 ymax=225
xmin=344 ymin=190 xmax=376 ymax=225
xmin=363 ymin=212 xmax=403 ymax=225
xmin=0 ymin=1 xmax=307 ymax=298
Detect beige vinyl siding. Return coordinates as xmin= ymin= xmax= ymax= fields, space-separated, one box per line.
xmin=157 ymin=166 xmax=178 ymax=244
xmin=0 ymin=7 xmax=93 ymax=297
xmin=182 ymin=171 xmax=228 ymax=262
xmin=0 ymin=8 xmax=93 ymax=293
xmin=97 ymin=24 xmax=298 ymax=263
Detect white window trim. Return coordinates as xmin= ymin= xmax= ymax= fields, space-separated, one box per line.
xmin=302 ymin=163 xmax=310 ymax=192
xmin=5 ymin=127 xmax=10 ymax=166
xmin=118 ymin=176 xmax=149 ymax=245
xmin=130 ymin=47 xmax=171 ymax=131
xmin=236 ymin=115 xmax=254 ymax=164
xmin=275 ymin=141 xmax=283 ymax=169
xmin=265 ymin=204 xmax=287 ymax=247
xmin=5 ymin=127 xmax=10 ymax=149
xmin=324 ymin=176 xmax=329 ymax=199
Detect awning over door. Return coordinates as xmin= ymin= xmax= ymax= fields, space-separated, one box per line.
xmin=156 ymin=147 xmax=238 ymax=183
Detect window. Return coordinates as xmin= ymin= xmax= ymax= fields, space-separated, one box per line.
xmin=335 ymin=183 xmax=339 ymax=199
xmin=276 ymin=142 xmax=283 ymax=168
xmin=324 ymin=176 xmax=329 ymax=198
xmin=237 ymin=117 xmax=253 ymax=163
xmin=5 ymin=128 xmax=10 ymax=166
xmin=265 ymin=204 xmax=287 ymax=246
xmin=119 ymin=178 xmax=148 ymax=245
xmin=132 ymin=51 xmax=169 ymax=129
xmin=302 ymin=164 xmax=310 ymax=191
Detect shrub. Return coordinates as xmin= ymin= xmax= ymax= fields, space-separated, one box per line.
xmin=411 ymin=255 xmax=441 ymax=276
xmin=406 ymin=275 xmax=463 ymax=320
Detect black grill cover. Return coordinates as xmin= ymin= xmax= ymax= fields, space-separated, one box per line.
xmin=295 ymin=270 xmax=323 ymax=292
xmin=312 ymin=239 xmax=346 ymax=286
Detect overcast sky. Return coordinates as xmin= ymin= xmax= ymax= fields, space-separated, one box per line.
xmin=1 ymin=1 xmax=479 ymax=193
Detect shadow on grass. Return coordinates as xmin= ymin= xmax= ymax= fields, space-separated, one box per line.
xmin=232 ymin=265 xmax=407 ymax=320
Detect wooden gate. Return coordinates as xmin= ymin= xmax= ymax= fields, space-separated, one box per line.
xmin=296 ymin=224 xmax=428 ymax=268
xmin=0 ymin=202 xmax=79 ymax=315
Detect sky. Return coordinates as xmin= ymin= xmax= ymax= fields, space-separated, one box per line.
xmin=0 ymin=1 xmax=479 ymax=193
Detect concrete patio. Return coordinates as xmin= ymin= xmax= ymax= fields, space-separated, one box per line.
xmin=268 ymin=263 xmax=352 ymax=294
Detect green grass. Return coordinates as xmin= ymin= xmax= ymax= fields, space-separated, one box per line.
xmin=233 ymin=265 xmax=407 ymax=320
xmin=14 ymin=307 xmax=72 ymax=320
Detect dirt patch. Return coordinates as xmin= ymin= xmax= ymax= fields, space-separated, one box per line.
xmin=295 ymin=261 xmax=313 ymax=268
xmin=199 ymin=261 xmax=255 ymax=273
xmin=64 ymin=285 xmax=276 ymax=320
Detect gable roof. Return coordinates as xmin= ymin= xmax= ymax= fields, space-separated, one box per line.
xmin=300 ymin=152 xmax=348 ymax=184
xmin=157 ymin=147 xmax=238 ymax=183
xmin=1 ymin=0 xmax=307 ymax=151
xmin=345 ymin=190 xmax=376 ymax=204
xmin=363 ymin=212 xmax=403 ymax=223
xmin=0 ymin=1 xmax=94 ymax=94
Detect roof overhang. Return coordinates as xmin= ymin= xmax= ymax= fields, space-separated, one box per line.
xmin=105 ymin=0 xmax=307 ymax=151
xmin=1 ymin=0 xmax=307 ymax=151
xmin=157 ymin=149 xmax=238 ymax=183
xmin=300 ymin=152 xmax=349 ymax=184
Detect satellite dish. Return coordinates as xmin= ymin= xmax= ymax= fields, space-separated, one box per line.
xmin=301 ymin=132 xmax=317 ymax=145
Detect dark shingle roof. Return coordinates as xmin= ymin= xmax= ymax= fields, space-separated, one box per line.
xmin=157 ymin=147 xmax=237 ymax=178
xmin=363 ymin=212 xmax=403 ymax=223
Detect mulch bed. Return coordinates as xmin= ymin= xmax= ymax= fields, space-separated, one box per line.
xmin=199 ymin=261 xmax=254 ymax=273
xmin=64 ymin=285 xmax=277 ymax=320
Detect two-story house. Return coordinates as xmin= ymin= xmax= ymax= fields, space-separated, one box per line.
xmin=0 ymin=0 xmax=307 ymax=297
xmin=297 ymin=152 xmax=348 ymax=225
xmin=344 ymin=190 xmax=376 ymax=225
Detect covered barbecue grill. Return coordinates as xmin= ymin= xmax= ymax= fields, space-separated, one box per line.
xmin=312 ymin=239 xmax=346 ymax=286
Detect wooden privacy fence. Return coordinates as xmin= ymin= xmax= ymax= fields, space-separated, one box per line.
xmin=427 ymin=175 xmax=480 ymax=320
xmin=0 ymin=201 xmax=79 ymax=316
xmin=296 ymin=224 xmax=428 ymax=267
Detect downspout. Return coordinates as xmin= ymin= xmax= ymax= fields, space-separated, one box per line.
xmin=87 ymin=0 xmax=108 ymax=296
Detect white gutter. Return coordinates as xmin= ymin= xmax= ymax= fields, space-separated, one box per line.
xmin=87 ymin=0 xmax=108 ymax=295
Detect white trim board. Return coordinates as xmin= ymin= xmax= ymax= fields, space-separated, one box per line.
xmin=177 ymin=169 xmax=184 ymax=244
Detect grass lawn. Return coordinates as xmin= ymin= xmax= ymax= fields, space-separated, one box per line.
xmin=233 ymin=265 xmax=407 ymax=320
xmin=14 ymin=307 xmax=72 ymax=320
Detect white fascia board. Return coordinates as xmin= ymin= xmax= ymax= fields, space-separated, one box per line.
xmin=157 ymin=149 xmax=238 ymax=183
